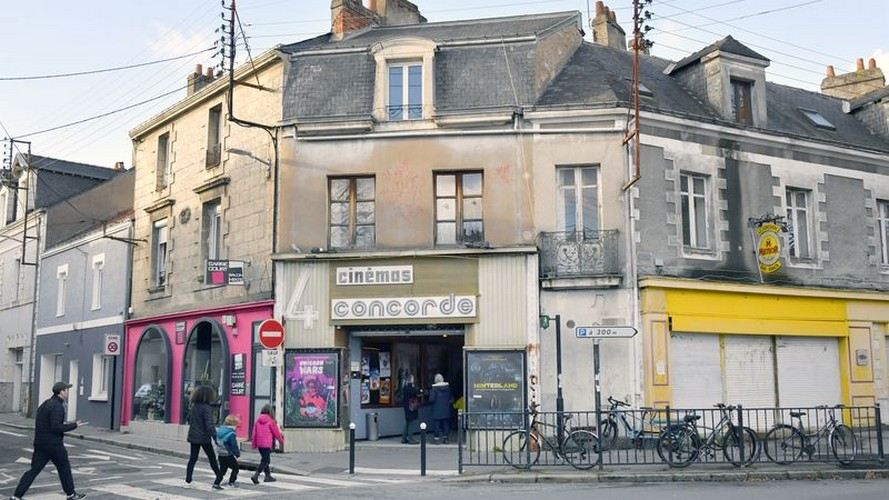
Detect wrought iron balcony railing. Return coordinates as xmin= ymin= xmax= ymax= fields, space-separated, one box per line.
xmin=537 ymin=230 xmax=620 ymax=279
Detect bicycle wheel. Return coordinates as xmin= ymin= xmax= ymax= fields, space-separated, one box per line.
xmin=502 ymin=430 xmax=541 ymax=470
xmin=722 ymin=426 xmax=759 ymax=467
xmin=829 ymin=424 xmax=857 ymax=465
xmin=656 ymin=424 xmax=700 ymax=468
xmin=561 ymin=429 xmax=599 ymax=470
xmin=597 ymin=418 xmax=618 ymax=451
xmin=763 ymin=424 xmax=804 ymax=465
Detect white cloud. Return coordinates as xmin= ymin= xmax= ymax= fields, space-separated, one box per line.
xmin=147 ymin=24 xmax=209 ymax=59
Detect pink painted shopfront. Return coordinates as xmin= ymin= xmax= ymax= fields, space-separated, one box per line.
xmin=123 ymin=301 xmax=275 ymax=440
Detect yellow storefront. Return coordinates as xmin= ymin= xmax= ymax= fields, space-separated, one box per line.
xmin=639 ymin=277 xmax=888 ymax=414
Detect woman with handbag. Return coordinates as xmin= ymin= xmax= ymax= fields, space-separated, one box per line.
xmin=401 ymin=374 xmax=420 ymax=444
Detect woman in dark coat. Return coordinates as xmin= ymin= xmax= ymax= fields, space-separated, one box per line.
xmin=400 ymin=374 xmax=420 ymax=444
xmin=185 ymin=385 xmax=222 ymax=488
xmin=428 ymin=373 xmax=453 ymax=444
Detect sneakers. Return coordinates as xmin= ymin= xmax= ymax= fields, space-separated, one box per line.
xmin=182 ymin=481 xmax=194 ymax=489
xmin=264 ymin=476 xmax=277 ymax=483
xmin=66 ymin=493 xmax=86 ymax=500
xmin=227 ymin=481 xmax=239 ymax=488
xmin=211 ymin=484 xmax=224 ymax=490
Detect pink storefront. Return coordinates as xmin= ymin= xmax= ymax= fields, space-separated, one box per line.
xmin=122 ymin=300 xmax=275 ymax=441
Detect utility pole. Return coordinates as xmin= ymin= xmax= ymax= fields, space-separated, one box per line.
xmin=622 ymin=0 xmax=654 ymax=191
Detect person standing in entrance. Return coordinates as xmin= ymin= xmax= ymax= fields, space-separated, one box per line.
xmin=401 ymin=374 xmax=420 ymax=444
xmin=184 ymin=385 xmax=222 ymax=489
xmin=429 ymin=373 xmax=454 ymax=444
xmin=10 ymin=381 xmax=87 ymax=500
xmin=250 ymin=404 xmax=284 ymax=484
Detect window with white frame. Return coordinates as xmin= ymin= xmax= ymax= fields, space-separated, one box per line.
xmin=202 ymin=199 xmax=222 ymax=262
xmin=388 ymin=63 xmax=422 ymax=121
xmin=556 ymin=166 xmax=599 ymax=237
xmin=329 ymin=177 xmax=375 ymax=249
xmin=91 ymin=254 xmax=104 ymax=310
xmin=152 ymin=219 xmax=168 ymax=288
xmin=56 ymin=264 xmax=68 ymax=317
xmin=680 ymin=172 xmax=709 ymax=249
xmin=878 ymin=200 xmax=889 ymax=266
xmin=785 ymin=188 xmax=812 ymax=258
xmin=90 ymin=353 xmax=111 ymax=400
xmin=435 ymin=172 xmax=483 ymax=245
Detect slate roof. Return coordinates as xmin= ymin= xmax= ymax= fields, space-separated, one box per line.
xmin=44 ymin=168 xmax=135 ymax=248
xmin=21 ymin=154 xmax=119 ymax=180
xmin=278 ymin=10 xmax=889 ymax=153
xmin=668 ymin=35 xmax=769 ymax=74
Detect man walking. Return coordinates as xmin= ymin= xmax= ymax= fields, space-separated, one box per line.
xmin=10 ymin=381 xmax=86 ymax=500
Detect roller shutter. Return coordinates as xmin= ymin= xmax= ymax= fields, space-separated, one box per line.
xmin=670 ymin=333 xmax=722 ymax=409
xmin=776 ymin=336 xmax=841 ymax=407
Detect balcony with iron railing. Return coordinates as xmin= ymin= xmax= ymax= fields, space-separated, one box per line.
xmin=537 ymin=230 xmax=621 ymax=289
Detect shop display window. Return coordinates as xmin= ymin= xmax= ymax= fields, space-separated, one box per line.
xmin=181 ymin=321 xmax=226 ymax=425
xmin=132 ymin=328 xmax=169 ymax=422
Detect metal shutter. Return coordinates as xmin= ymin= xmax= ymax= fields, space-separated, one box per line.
xmin=776 ymin=336 xmax=841 ymax=407
xmin=724 ymin=335 xmax=776 ymax=408
xmin=670 ymin=333 xmax=722 ymax=409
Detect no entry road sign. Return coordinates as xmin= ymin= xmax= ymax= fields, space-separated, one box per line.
xmin=258 ymin=319 xmax=285 ymax=349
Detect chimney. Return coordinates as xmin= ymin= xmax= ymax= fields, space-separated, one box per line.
xmin=821 ymin=57 xmax=886 ymax=100
xmin=187 ymin=63 xmax=215 ymax=97
xmin=592 ymin=1 xmax=627 ymax=50
xmin=330 ymin=0 xmax=425 ymax=41
xmin=114 ymin=161 xmax=125 ymax=171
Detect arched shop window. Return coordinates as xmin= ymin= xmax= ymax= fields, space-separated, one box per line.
xmin=181 ymin=319 xmax=228 ymax=425
xmin=132 ymin=327 xmax=171 ymax=422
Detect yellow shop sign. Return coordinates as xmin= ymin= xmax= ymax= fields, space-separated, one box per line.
xmin=756 ymin=222 xmax=782 ymax=273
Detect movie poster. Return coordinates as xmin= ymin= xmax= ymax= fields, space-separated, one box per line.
xmin=284 ymin=350 xmax=340 ymax=428
xmin=465 ymin=350 xmax=525 ymax=428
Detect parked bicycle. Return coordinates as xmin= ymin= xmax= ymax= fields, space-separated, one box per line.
xmin=656 ymin=403 xmax=759 ymax=468
xmin=597 ymin=396 xmax=664 ymax=451
xmin=501 ymin=403 xmax=599 ymax=470
xmin=763 ymin=404 xmax=857 ymax=465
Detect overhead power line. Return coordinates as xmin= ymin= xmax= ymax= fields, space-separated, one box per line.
xmin=0 ymin=48 xmax=214 ymax=81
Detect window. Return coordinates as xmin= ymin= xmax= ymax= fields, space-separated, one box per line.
xmin=388 ymin=63 xmax=422 ymax=120
xmin=202 ymin=200 xmax=222 ymax=262
xmin=56 ymin=264 xmax=68 ymax=317
xmin=206 ymin=105 xmax=223 ymax=166
xmin=680 ymin=173 xmax=709 ymax=249
xmin=91 ymin=254 xmax=104 ymax=310
xmin=329 ymin=177 xmax=375 ymax=249
xmin=785 ymin=188 xmax=811 ymax=258
xmin=90 ymin=354 xmax=111 ymax=401
xmin=156 ymin=133 xmax=171 ymax=188
xmin=878 ymin=201 xmax=889 ymax=266
xmin=799 ymin=108 xmax=835 ymax=130
xmin=435 ymin=172 xmax=483 ymax=245
xmin=731 ymin=79 xmax=753 ymax=125
xmin=152 ymin=219 xmax=168 ymax=288
xmin=557 ymin=166 xmax=599 ymax=237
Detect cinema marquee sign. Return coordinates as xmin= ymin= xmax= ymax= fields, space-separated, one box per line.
xmin=332 ymin=294 xmax=477 ymax=320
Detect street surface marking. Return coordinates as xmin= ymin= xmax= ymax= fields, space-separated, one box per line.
xmin=0 ymin=429 xmax=27 ymax=437
xmin=87 ymin=448 xmax=144 ymax=460
xmin=94 ymin=483 xmax=203 ymax=499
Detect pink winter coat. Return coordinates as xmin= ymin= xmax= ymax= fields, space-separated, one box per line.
xmin=252 ymin=414 xmax=284 ymax=449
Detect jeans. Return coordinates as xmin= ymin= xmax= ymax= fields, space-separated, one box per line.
xmin=433 ymin=418 xmax=450 ymax=440
xmin=14 ymin=443 xmax=76 ymax=497
xmin=255 ymin=448 xmax=273 ymax=478
xmin=402 ymin=416 xmax=418 ymax=442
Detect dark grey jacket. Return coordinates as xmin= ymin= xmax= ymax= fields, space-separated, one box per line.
xmin=186 ymin=402 xmax=216 ymax=444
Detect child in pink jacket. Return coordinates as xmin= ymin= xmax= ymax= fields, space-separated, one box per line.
xmin=250 ymin=405 xmax=284 ymax=484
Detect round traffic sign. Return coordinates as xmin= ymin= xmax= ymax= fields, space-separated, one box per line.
xmin=258 ymin=319 xmax=285 ymax=349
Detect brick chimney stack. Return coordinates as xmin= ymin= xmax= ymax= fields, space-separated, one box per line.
xmin=592 ymin=1 xmax=627 ymax=51
xmin=330 ymin=0 xmax=425 ymax=41
xmin=821 ymin=57 xmax=886 ymax=100
xmin=187 ymin=63 xmax=216 ymax=97
xmin=114 ymin=161 xmax=125 ymax=171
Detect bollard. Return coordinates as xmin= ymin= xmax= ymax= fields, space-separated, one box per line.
xmin=349 ymin=422 xmax=356 ymax=475
xmin=419 ymin=421 xmax=427 ymax=476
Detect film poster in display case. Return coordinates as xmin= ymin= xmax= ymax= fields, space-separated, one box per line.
xmin=284 ymin=349 xmax=340 ymax=428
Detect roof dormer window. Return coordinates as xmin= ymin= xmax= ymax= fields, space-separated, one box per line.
xmin=730 ymin=78 xmax=753 ymax=125
xmin=388 ymin=62 xmax=423 ymax=121
xmin=799 ymin=108 xmax=835 ymax=130
xmin=372 ymin=38 xmax=436 ymax=123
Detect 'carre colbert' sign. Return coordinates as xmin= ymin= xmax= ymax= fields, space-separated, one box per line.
xmin=331 ymin=294 xmax=476 ymax=320
xmin=336 ymin=265 xmax=413 ymax=286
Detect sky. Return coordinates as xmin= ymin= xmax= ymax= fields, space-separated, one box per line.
xmin=1 ymin=0 xmax=887 ymax=169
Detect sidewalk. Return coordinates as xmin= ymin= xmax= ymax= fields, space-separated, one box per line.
xmin=1 ymin=412 xmax=887 ymax=484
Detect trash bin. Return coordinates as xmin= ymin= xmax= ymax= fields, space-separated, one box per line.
xmin=366 ymin=412 xmax=379 ymax=441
